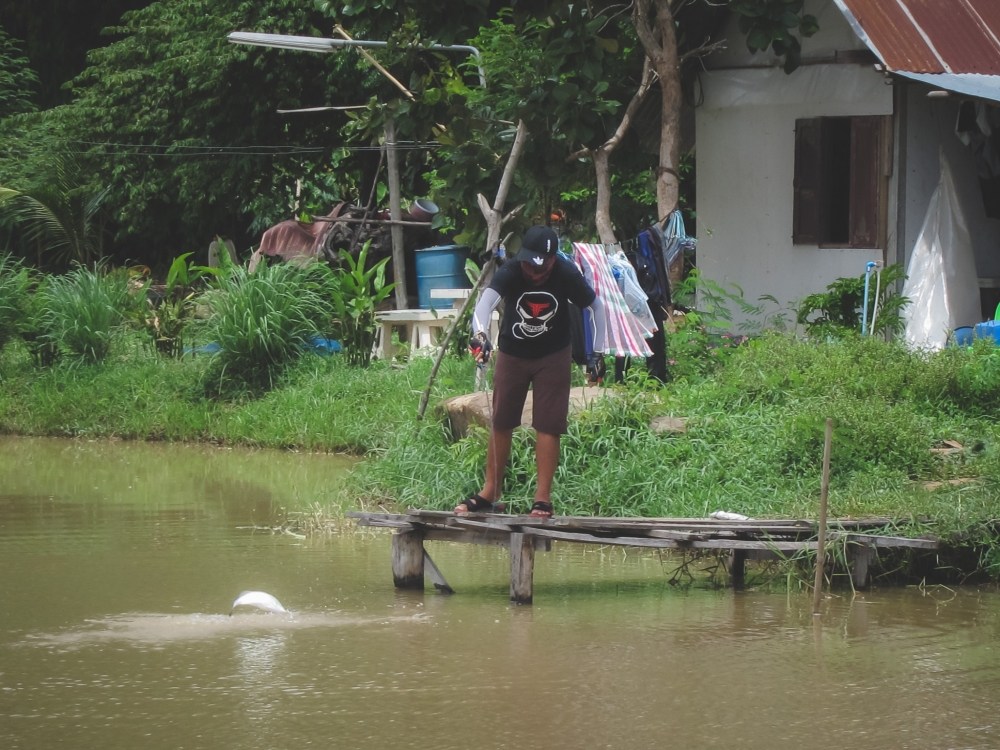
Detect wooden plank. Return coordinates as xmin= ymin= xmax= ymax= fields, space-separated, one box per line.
xmin=848 ymin=543 xmax=874 ymax=590
xmin=522 ymin=526 xmax=819 ymax=552
xmin=690 ymin=539 xmax=818 ymax=551
xmin=424 ymin=528 xmax=511 ymax=546
xmin=645 ymin=529 xmax=705 ymax=541
xmin=523 ymin=527 xmax=682 ymax=549
xmin=842 ymin=533 xmax=938 ymax=549
xmin=355 ymin=518 xmax=415 ymax=530
xmin=347 ymin=511 xmax=938 ymax=550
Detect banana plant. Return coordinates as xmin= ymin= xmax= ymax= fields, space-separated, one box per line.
xmin=329 ymin=240 xmax=396 ymax=367
xmin=131 ymin=252 xmax=219 ymax=358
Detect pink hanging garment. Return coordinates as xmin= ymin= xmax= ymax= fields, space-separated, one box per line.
xmin=573 ymin=242 xmax=654 ymax=357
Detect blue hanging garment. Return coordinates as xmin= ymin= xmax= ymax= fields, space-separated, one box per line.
xmin=635 ymin=229 xmax=671 ymax=308
xmin=659 ymin=209 xmax=696 ymax=283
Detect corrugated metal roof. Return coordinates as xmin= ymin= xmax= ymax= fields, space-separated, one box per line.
xmin=834 ymin=0 xmax=1000 ymax=102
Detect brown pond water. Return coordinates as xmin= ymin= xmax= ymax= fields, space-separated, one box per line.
xmin=2 ymin=436 xmax=999 ymax=750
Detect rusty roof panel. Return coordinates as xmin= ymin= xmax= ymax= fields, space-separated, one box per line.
xmin=839 ymin=0 xmax=1000 ymax=76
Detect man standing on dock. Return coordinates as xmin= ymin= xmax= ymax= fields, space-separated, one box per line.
xmin=455 ymin=225 xmax=603 ymax=518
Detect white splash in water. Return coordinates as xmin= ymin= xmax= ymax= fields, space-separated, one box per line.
xmin=230 ymin=591 xmax=288 ymax=615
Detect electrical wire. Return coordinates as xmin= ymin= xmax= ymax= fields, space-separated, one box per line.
xmin=64 ymin=140 xmax=440 ymax=158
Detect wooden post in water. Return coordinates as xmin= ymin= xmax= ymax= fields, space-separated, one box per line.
xmin=849 ymin=542 xmax=874 ymax=590
xmin=812 ymin=418 xmax=833 ymax=615
xmin=392 ymin=531 xmax=425 ymax=589
xmin=729 ymin=549 xmax=747 ymax=590
xmin=509 ymin=532 xmax=535 ymax=604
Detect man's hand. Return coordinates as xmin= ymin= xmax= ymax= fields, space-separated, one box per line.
xmin=586 ymin=353 xmax=605 ymax=385
xmin=469 ymin=332 xmax=492 ymax=365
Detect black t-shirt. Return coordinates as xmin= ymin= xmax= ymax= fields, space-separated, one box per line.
xmin=490 ymin=254 xmax=596 ymax=359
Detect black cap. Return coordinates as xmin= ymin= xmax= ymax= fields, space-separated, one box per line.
xmin=515 ymin=225 xmax=559 ymax=266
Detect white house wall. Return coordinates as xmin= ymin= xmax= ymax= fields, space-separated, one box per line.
xmin=695 ymin=63 xmax=892 ymax=329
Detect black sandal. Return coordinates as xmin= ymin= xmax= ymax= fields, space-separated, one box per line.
xmin=455 ymin=494 xmax=506 ymax=514
xmin=529 ymin=501 xmax=554 ymax=518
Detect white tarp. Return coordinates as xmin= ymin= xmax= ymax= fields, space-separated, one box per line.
xmin=902 ymin=153 xmax=981 ymax=350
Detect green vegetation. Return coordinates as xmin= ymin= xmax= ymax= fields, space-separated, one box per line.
xmin=2 ymin=315 xmax=999 ymax=572
xmin=327 ymin=241 xmax=395 ymax=367
xmin=203 ymin=261 xmax=333 ymax=393
xmin=38 ymin=263 xmax=134 ymax=363
xmin=2 ymin=254 xmax=999 ymax=580
xmin=796 ymin=263 xmax=907 ymax=339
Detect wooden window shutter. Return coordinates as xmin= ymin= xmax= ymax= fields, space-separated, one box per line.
xmin=848 ymin=116 xmax=883 ymax=247
xmin=793 ymin=118 xmax=821 ymax=244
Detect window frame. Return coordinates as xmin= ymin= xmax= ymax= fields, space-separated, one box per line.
xmin=793 ymin=115 xmax=891 ymax=249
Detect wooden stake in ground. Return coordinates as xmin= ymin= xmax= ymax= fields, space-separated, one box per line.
xmin=812 ymin=418 xmax=834 ymax=615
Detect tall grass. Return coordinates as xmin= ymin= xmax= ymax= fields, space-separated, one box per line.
xmin=204 ymin=262 xmax=333 ymax=393
xmin=40 ymin=264 xmax=133 ymax=362
xmin=0 ymin=253 xmax=30 ymax=352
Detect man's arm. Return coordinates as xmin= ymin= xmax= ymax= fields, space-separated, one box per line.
xmin=586 ymin=294 xmax=606 ymax=354
xmin=472 ymin=288 xmax=501 ymax=339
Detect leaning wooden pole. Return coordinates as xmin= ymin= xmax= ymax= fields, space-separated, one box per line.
xmin=416 ymin=266 xmax=492 ymax=419
xmin=416 ymin=120 xmax=530 ymax=420
xmin=812 ymin=418 xmax=834 ymax=615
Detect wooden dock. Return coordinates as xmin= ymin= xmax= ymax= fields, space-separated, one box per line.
xmin=348 ymin=510 xmax=939 ymax=604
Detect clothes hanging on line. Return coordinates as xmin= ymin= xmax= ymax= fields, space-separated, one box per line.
xmin=658 ymin=209 xmax=696 ymax=289
xmin=573 ymin=242 xmax=654 ymax=358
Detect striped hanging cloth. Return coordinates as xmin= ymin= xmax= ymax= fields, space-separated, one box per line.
xmin=573 ymin=242 xmax=654 ymax=357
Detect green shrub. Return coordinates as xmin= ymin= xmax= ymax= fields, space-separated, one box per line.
xmin=0 ymin=253 xmax=30 ymax=351
xmin=129 ymin=253 xmax=221 ymax=358
xmin=951 ymin=341 xmax=1000 ymax=415
xmin=204 ymin=261 xmax=332 ymax=391
xmin=796 ymin=263 xmax=907 ymax=338
xmin=328 ymin=241 xmax=395 ymax=367
xmin=41 ymin=264 xmax=133 ymax=363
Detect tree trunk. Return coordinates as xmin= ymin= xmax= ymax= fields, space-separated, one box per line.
xmin=593 ymin=149 xmax=615 ymax=244
xmin=634 ymin=0 xmax=682 ymax=221
xmin=568 ymin=58 xmax=655 ymax=245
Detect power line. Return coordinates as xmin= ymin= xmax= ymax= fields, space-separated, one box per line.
xmin=66 ymin=140 xmax=441 ymax=158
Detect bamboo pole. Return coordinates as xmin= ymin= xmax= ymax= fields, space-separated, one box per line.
xmin=812 ymin=418 xmax=834 ymax=615
xmin=416 ymin=265 xmax=492 ymax=419
xmin=385 ymin=117 xmax=408 ymax=309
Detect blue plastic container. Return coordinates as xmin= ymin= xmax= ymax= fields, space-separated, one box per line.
xmin=974 ymin=319 xmax=1000 ymax=344
xmin=953 ymin=326 xmax=975 ymax=346
xmin=414 ymin=245 xmax=470 ymax=309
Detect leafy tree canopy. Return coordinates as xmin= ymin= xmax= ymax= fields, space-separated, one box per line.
xmin=56 ymin=0 xmax=384 ymax=266
xmin=0 ymin=26 xmax=38 ymax=118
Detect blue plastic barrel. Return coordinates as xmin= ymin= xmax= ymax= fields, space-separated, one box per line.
xmin=414 ymin=245 xmax=470 ymax=309
xmin=974 ymin=319 xmax=1000 ymax=344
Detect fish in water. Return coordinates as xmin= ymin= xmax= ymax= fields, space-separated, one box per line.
xmin=230 ymin=590 xmax=288 ymax=615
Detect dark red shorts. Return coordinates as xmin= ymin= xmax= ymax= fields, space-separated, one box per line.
xmin=491 ymin=345 xmax=572 ymax=434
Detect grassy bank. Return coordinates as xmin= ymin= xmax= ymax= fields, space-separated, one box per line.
xmin=2 ymin=331 xmax=999 ymax=576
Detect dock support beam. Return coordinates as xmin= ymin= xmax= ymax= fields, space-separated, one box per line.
xmin=392 ymin=531 xmax=425 ymax=589
xmin=509 ymin=532 xmax=535 ymax=604
xmin=728 ymin=549 xmax=747 ymax=590
xmin=849 ymin=542 xmax=875 ymax=590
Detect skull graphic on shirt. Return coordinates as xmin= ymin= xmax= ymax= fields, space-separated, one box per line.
xmin=512 ymin=291 xmax=558 ymax=339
